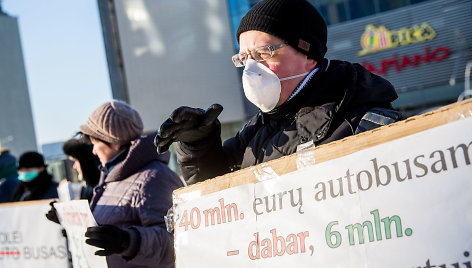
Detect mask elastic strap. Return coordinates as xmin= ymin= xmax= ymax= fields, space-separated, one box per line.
xmin=280 ymin=71 xmax=310 ymax=81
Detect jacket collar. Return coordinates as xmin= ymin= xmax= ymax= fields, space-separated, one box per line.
xmin=263 ymin=58 xmax=330 ymax=121
xmin=103 ymin=133 xmax=170 ymax=183
xmin=101 ymin=148 xmax=128 ymax=174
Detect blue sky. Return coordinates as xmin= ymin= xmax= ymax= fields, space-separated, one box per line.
xmin=3 ymin=0 xmax=112 ymax=147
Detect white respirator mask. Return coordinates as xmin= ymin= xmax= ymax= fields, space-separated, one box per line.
xmin=242 ymin=59 xmax=309 ymax=112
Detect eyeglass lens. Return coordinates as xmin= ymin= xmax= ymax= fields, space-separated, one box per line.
xmin=233 ymin=43 xmax=286 ymax=67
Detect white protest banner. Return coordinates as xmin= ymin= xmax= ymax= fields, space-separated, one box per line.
xmin=54 ymin=200 xmax=107 ymax=268
xmin=0 ymin=200 xmax=69 ymax=268
xmin=175 ymin=184 xmax=258 ymax=268
xmin=174 ymin=116 xmax=472 ymax=267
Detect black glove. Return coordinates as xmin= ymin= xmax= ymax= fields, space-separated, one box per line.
xmin=85 ymin=225 xmax=130 ymax=256
xmin=154 ymin=104 xmax=223 ymax=154
xmin=45 ymin=200 xmax=60 ymax=224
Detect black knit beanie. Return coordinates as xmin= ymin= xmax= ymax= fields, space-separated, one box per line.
xmin=236 ymin=0 xmax=327 ymax=61
xmin=18 ymin=152 xmax=46 ymax=169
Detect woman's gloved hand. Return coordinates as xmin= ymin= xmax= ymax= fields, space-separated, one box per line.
xmin=85 ymin=225 xmax=130 ymax=256
xmin=45 ymin=200 xmax=60 ymax=224
xmin=154 ymin=104 xmax=223 ymax=154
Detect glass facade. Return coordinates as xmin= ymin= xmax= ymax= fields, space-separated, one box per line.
xmin=315 ymin=0 xmax=429 ymax=25
xmin=318 ymin=1 xmax=348 ymax=25
xmin=227 ymin=0 xmax=430 ymax=28
xmin=227 ymin=0 xmax=251 ymax=49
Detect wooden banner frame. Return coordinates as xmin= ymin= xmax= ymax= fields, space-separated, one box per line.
xmin=0 ymin=199 xmax=54 ymax=208
xmin=175 ymin=99 xmax=472 ymax=198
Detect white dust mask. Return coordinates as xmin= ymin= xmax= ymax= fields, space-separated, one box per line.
xmin=242 ymin=59 xmax=310 ymax=112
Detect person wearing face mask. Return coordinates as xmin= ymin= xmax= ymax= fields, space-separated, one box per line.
xmin=155 ymin=0 xmax=402 ymax=185
xmin=10 ymin=151 xmax=58 ymax=202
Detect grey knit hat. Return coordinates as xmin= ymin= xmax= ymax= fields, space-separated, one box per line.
xmin=80 ymin=100 xmax=143 ymax=145
xmin=236 ymin=0 xmax=327 ymax=61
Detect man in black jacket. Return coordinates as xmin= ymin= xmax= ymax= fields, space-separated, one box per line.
xmin=155 ymin=0 xmax=401 ymax=184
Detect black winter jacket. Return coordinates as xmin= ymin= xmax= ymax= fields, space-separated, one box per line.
xmin=177 ymin=59 xmax=400 ymax=184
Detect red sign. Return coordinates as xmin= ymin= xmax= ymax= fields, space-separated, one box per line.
xmin=361 ymin=46 xmax=450 ymax=76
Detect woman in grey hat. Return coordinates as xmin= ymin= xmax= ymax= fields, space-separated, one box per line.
xmin=78 ymin=100 xmax=184 ymax=268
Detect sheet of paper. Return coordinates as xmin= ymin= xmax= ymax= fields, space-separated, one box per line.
xmin=54 ymin=199 xmax=108 ymax=268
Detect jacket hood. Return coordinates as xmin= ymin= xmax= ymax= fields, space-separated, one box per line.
xmin=106 ymin=132 xmax=170 ymax=182
xmin=329 ymin=59 xmax=398 ymax=112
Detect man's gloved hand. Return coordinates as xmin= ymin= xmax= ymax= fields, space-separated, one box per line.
xmin=154 ymin=104 xmax=223 ymax=154
xmin=85 ymin=225 xmax=130 ymax=256
xmin=45 ymin=200 xmax=60 ymax=224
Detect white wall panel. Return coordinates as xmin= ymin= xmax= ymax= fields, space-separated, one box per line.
xmin=113 ymin=0 xmax=245 ymax=131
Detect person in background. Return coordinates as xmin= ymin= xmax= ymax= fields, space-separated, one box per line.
xmin=45 ymin=138 xmax=101 ymax=225
xmin=43 ymin=138 xmax=101 ymax=268
xmin=80 ymin=100 xmax=184 ymax=268
xmin=0 ymin=148 xmax=19 ymax=203
xmin=155 ymin=0 xmax=401 ymax=185
xmin=62 ymin=138 xmax=100 ymax=201
xmin=10 ymin=151 xmax=58 ymax=201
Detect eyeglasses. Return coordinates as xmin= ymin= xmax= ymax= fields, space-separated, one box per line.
xmin=232 ymin=43 xmax=288 ymax=67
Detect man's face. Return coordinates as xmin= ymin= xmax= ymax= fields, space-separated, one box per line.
xmin=238 ymin=30 xmax=317 ymax=107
